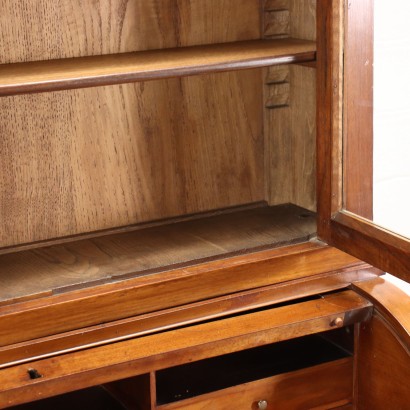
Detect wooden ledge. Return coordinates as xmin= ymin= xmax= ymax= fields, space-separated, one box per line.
xmin=0 ymin=39 xmax=316 ymax=96
xmin=0 ymin=291 xmax=371 ymax=407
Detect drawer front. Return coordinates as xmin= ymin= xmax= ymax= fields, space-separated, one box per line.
xmin=156 ymin=358 xmax=353 ymax=410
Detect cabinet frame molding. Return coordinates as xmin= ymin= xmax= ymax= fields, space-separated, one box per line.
xmin=317 ymin=0 xmax=410 ymax=282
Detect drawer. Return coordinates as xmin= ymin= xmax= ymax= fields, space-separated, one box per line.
xmin=1 ymin=291 xmax=369 ymax=408
xmin=156 ymin=358 xmax=352 ymax=410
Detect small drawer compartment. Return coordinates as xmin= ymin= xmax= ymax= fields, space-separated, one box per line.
xmin=155 ymin=331 xmax=354 ymax=409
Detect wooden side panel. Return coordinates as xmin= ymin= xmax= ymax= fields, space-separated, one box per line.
xmin=343 ymin=0 xmax=374 ymax=218
xmin=0 ymin=70 xmax=263 ymax=248
xmin=0 ymin=0 xmax=261 ymax=64
xmin=104 ymin=374 xmax=152 ymax=410
xmin=265 ymin=0 xmax=317 ymax=211
xmin=356 ymin=314 xmax=410 ymax=409
xmin=268 ymin=66 xmax=316 ymax=211
xmin=353 ymin=278 xmax=410 ymax=409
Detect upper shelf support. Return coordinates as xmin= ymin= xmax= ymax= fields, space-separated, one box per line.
xmin=0 ymin=39 xmax=316 ymax=96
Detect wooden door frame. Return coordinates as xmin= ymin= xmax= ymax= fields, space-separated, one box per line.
xmin=316 ymin=0 xmax=410 ymax=282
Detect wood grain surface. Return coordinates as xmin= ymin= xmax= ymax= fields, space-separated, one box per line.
xmin=316 ymin=0 xmax=344 ymax=240
xmin=265 ymin=0 xmax=317 ymax=211
xmin=0 ymin=204 xmax=316 ymax=304
xmin=0 ymin=69 xmax=264 ymax=248
xmin=356 ymin=314 xmax=410 ymax=409
xmin=0 ymin=0 xmax=263 ymax=249
xmin=0 ymin=39 xmax=316 ymax=96
xmin=0 ymin=242 xmax=366 ymax=348
xmin=0 ymin=0 xmax=261 ymax=64
xmin=0 ymin=291 xmax=371 ymax=407
xmin=353 ymin=277 xmax=410 ymax=348
xmin=343 ymin=0 xmax=374 ymax=219
xmin=156 ymin=359 xmax=352 ymax=410
xmin=353 ymin=277 xmax=410 ymax=408
xmin=0 ymin=262 xmax=379 ymax=368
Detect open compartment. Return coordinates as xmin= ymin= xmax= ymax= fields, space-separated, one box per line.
xmin=0 ymin=0 xmax=317 ymax=307
xmin=155 ymin=330 xmax=353 ymax=406
xmin=6 ymin=329 xmax=354 ymax=409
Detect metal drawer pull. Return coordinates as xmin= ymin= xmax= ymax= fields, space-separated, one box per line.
xmin=258 ymin=400 xmax=268 ymax=410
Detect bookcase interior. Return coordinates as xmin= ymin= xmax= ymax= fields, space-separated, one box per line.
xmin=0 ymin=0 xmax=317 ymax=304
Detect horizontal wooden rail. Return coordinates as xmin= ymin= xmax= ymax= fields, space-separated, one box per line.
xmin=0 ymin=39 xmax=316 ymax=96
xmin=0 ymin=291 xmax=371 ymax=407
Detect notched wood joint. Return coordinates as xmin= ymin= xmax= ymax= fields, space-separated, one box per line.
xmin=265 ymin=66 xmax=290 ymax=109
xmin=264 ymin=0 xmax=290 ymax=38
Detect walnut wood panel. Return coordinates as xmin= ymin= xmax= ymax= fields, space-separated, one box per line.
xmin=0 ymin=264 xmax=380 ymax=368
xmin=267 ymin=66 xmax=316 ymax=211
xmin=315 ymin=1 xmax=410 ymax=280
xmin=353 ymin=277 xmax=410 ymax=409
xmin=356 ymin=314 xmax=410 ymax=409
xmin=353 ymin=277 xmax=410 ymax=348
xmin=104 ymin=374 xmax=152 ymax=410
xmin=0 ymin=0 xmax=261 ymax=64
xmin=0 ymin=243 xmax=367 ymax=347
xmin=343 ymin=0 xmax=374 ymax=219
xmin=0 ymin=291 xmax=371 ymax=407
xmin=289 ymin=0 xmax=317 ymax=41
xmin=0 ymin=69 xmax=263 ymax=248
xmin=331 ymin=212 xmax=410 ymax=283
xmin=0 ymin=39 xmax=316 ymax=96
xmin=0 ymin=204 xmax=316 ymax=304
xmin=316 ymin=1 xmax=408 ymax=280
xmin=316 ymin=0 xmax=344 ymax=240
xmin=156 ymin=358 xmax=352 ymax=410
xmin=266 ymin=0 xmax=317 ymax=211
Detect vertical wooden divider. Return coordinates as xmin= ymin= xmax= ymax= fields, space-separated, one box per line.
xmin=265 ymin=0 xmax=317 ymax=211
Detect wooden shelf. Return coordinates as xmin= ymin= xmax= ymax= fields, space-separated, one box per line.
xmin=0 ymin=204 xmax=316 ymax=304
xmin=0 ymin=39 xmax=316 ymax=96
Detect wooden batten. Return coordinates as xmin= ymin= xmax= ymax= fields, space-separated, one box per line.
xmin=264 ymin=0 xmax=317 ymax=211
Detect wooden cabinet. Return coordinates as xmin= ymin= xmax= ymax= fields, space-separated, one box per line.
xmin=0 ymin=0 xmax=409 ymax=408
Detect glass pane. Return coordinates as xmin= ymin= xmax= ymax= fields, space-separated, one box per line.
xmin=344 ymin=0 xmax=410 ymax=239
xmin=373 ymin=1 xmax=410 ymax=238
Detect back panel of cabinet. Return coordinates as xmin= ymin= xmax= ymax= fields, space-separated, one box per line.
xmin=0 ymin=0 xmax=317 ymax=302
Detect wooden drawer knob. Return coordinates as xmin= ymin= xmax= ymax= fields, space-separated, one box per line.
xmin=258 ymin=400 xmax=268 ymax=410
xmin=331 ymin=317 xmax=344 ymax=328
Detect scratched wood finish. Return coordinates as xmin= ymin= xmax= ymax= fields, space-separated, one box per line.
xmin=266 ymin=0 xmax=317 ymax=211
xmin=0 ymin=39 xmax=316 ymax=96
xmin=0 ymin=204 xmax=316 ymax=303
xmin=0 ymin=0 xmax=263 ymax=249
xmin=0 ymin=0 xmax=261 ymax=64
xmin=156 ymin=359 xmax=353 ymax=410
xmin=0 ymin=291 xmax=371 ymax=407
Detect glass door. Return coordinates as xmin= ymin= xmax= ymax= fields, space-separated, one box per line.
xmin=317 ymin=0 xmax=410 ymax=282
